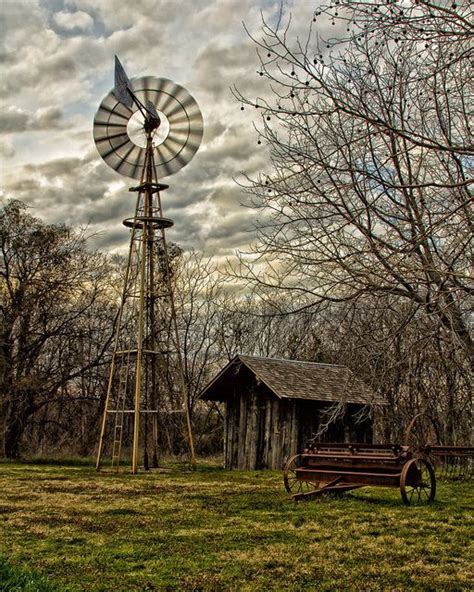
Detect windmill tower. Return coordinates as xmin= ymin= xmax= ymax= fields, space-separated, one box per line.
xmin=93 ymin=57 xmax=203 ymax=473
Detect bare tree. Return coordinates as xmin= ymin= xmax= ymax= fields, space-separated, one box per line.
xmin=233 ymin=0 xmax=473 ymax=362
xmin=214 ymin=292 xmax=329 ymax=362
xmin=0 ymin=201 xmax=113 ymax=458
xmin=313 ymin=294 xmax=472 ymax=444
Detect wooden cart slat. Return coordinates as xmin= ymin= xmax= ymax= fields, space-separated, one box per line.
xmin=296 ymin=468 xmax=402 ymax=487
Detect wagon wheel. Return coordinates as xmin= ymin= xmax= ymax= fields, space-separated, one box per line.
xmin=404 ymin=413 xmax=441 ymax=455
xmin=400 ymin=458 xmax=436 ymax=506
xmin=283 ymin=454 xmax=318 ymax=495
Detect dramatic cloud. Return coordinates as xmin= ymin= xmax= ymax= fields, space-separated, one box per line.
xmin=53 ymin=10 xmax=94 ymax=32
xmin=0 ymin=106 xmax=64 ymax=133
xmin=0 ymin=0 xmax=322 ymax=257
xmin=0 ymin=138 xmax=15 ymax=158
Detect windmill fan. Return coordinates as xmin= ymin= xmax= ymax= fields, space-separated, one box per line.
xmin=93 ymin=66 xmax=203 ymax=179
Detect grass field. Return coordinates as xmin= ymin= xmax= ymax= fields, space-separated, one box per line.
xmin=0 ymin=460 xmax=472 ymax=591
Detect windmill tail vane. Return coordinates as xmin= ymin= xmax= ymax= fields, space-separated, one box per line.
xmin=114 ymin=55 xmax=134 ymax=109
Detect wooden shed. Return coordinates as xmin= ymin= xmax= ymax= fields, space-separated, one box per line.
xmin=200 ymin=355 xmax=379 ymax=470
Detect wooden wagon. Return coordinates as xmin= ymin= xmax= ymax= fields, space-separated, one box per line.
xmin=283 ymin=442 xmax=436 ymax=505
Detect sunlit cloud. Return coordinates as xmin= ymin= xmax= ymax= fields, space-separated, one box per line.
xmin=0 ymin=0 xmax=322 ymax=258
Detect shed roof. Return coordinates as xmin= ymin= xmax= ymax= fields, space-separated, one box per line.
xmin=200 ymin=355 xmax=382 ymax=405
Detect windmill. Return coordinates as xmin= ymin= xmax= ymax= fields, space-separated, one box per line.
xmin=94 ymin=57 xmax=203 ymax=473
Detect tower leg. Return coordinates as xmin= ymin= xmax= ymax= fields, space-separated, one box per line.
xmin=132 ymin=203 xmax=147 ymax=474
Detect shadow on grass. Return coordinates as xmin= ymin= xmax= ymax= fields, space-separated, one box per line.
xmin=0 ymin=456 xmax=227 ymax=472
xmin=3 ymin=457 xmax=95 ymax=467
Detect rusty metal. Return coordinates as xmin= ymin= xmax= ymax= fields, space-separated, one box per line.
xmin=405 ymin=413 xmax=473 ymax=481
xmin=404 ymin=412 xmax=441 ymax=452
xmin=400 ymin=458 xmax=436 ymax=505
xmin=421 ymin=445 xmax=474 ymax=481
xmin=284 ymin=413 xmax=472 ymax=504
xmin=283 ymin=442 xmax=436 ymax=505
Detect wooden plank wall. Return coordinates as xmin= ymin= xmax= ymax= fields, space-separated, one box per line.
xmin=224 ymin=385 xmax=373 ymax=470
xmin=224 ymin=383 xmax=262 ymax=470
xmin=224 ymin=383 xmax=302 ymax=470
xmin=224 ymin=388 xmax=240 ymax=469
xmin=262 ymin=396 xmax=299 ymax=470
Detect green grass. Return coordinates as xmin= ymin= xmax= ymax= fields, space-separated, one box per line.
xmin=0 ymin=460 xmax=472 ymax=591
xmin=0 ymin=555 xmax=57 ymax=591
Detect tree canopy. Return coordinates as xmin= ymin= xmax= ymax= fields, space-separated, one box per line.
xmin=234 ymin=0 xmax=473 ymax=362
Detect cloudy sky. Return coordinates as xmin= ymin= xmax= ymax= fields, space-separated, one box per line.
xmin=0 ymin=0 xmax=319 ymax=259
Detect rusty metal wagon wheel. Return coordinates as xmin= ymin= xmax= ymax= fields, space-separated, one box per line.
xmin=404 ymin=413 xmax=441 ymax=454
xmin=283 ymin=454 xmax=318 ymax=495
xmin=400 ymin=458 xmax=436 ymax=506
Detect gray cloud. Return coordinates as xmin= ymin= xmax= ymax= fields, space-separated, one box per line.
xmin=1 ymin=0 xmax=328 ymax=257
xmin=68 ymin=0 xmax=182 ymax=31
xmin=0 ymin=106 xmax=64 ymax=133
xmin=193 ymin=42 xmax=258 ymax=99
xmin=0 ymin=138 xmax=15 ymax=158
xmin=90 ymin=226 xmax=130 ymax=251
xmin=53 ymin=9 xmax=94 ymax=32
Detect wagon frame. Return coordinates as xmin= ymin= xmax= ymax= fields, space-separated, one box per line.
xmin=283 ymin=442 xmax=436 ymax=506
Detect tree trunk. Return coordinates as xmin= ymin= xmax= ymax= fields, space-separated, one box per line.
xmin=3 ymin=416 xmax=24 ymax=459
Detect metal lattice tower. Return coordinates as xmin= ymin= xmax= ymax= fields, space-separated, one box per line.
xmin=93 ymin=57 xmax=203 ymax=473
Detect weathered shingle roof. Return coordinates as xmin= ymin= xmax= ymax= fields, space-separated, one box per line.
xmin=200 ymin=355 xmax=381 ymax=405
